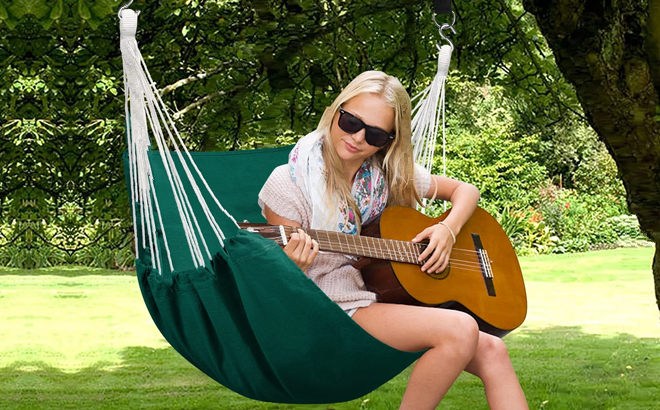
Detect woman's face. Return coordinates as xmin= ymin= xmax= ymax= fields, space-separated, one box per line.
xmin=330 ymin=93 xmax=395 ymax=170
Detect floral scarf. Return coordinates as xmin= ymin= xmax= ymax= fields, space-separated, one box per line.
xmin=289 ymin=129 xmax=388 ymax=236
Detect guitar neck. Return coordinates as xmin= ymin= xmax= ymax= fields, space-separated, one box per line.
xmin=249 ymin=225 xmax=425 ymax=265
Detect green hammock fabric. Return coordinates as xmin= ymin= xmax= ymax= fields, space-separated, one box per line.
xmin=122 ymin=146 xmax=426 ymax=404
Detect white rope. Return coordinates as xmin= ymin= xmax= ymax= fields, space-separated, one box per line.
xmin=123 ymin=47 xmax=166 ymax=273
xmin=120 ymin=9 xmax=239 ymax=272
xmin=410 ymin=45 xmax=452 ymax=214
xmin=126 ymin=8 xmax=238 ymax=246
xmin=129 ymin=43 xmax=205 ymax=267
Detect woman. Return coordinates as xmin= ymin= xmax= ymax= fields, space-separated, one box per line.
xmin=258 ymin=70 xmax=528 ymax=410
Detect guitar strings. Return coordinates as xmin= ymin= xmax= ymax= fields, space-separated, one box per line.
xmin=300 ymin=238 xmax=488 ymax=273
xmin=267 ymin=236 xmax=487 ymax=274
xmin=255 ymin=226 xmax=492 ymax=271
xmin=314 ymin=239 xmax=485 ymax=266
xmin=286 ymin=227 xmax=483 ymax=255
xmin=268 ymin=227 xmax=490 ymax=267
xmin=279 ymin=226 xmax=484 ymax=255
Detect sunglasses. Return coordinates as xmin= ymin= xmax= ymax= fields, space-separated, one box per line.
xmin=337 ymin=106 xmax=395 ymax=148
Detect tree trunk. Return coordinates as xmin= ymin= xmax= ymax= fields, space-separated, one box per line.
xmin=522 ymin=0 xmax=660 ymax=312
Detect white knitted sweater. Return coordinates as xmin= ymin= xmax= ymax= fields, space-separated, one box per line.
xmin=258 ymin=163 xmax=432 ymax=311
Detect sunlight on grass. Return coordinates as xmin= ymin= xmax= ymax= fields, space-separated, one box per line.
xmin=0 ymin=246 xmax=658 ymax=409
xmin=519 ymin=247 xmax=660 ymax=338
xmin=0 ymin=275 xmax=168 ymax=372
xmin=0 ymin=247 xmax=657 ymax=373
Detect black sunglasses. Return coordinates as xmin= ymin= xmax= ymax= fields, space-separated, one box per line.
xmin=337 ymin=106 xmax=395 ymax=148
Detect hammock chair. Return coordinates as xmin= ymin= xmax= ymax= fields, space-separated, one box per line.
xmin=119 ymin=0 xmax=456 ymax=404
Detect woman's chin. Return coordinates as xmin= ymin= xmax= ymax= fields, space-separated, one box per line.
xmin=338 ymin=149 xmax=362 ymax=163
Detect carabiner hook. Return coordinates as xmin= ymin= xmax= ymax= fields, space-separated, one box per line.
xmin=117 ymin=0 xmax=135 ymax=19
xmin=437 ymin=23 xmax=457 ymax=51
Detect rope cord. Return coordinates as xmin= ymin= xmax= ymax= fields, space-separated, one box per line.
xmin=121 ymin=10 xmax=241 ymax=272
xmin=411 ymin=45 xmax=452 ymax=214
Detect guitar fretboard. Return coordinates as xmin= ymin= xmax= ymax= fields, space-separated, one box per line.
xmin=264 ymin=225 xmax=426 ymax=265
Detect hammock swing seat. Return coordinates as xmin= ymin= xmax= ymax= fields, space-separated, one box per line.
xmin=119 ymin=0 xmax=457 ymax=404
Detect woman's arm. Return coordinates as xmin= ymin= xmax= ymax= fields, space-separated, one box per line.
xmin=411 ymin=175 xmax=480 ymax=274
xmin=424 ymin=174 xmax=480 ymax=236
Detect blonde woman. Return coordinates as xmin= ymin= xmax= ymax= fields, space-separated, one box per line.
xmin=258 ymin=70 xmax=528 ymax=410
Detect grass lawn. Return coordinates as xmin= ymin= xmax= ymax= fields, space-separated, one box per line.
xmin=0 ymin=247 xmax=658 ymax=409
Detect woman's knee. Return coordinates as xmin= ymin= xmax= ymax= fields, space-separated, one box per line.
xmin=467 ymin=333 xmax=511 ymax=378
xmin=434 ymin=311 xmax=479 ymax=357
xmin=480 ymin=334 xmax=510 ymax=361
xmin=465 ymin=334 xmax=518 ymax=383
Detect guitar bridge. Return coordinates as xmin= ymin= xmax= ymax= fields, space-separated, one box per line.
xmin=472 ymin=234 xmax=496 ymax=297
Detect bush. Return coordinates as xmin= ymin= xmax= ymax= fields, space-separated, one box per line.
xmin=0 ymin=219 xmax=134 ymax=269
xmin=606 ymin=215 xmax=648 ymax=241
xmin=526 ymin=181 xmax=636 ymax=253
xmin=441 ymin=83 xmax=546 ymax=213
xmin=428 ymin=77 xmax=636 ymax=257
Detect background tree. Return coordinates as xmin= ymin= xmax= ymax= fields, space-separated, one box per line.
xmin=521 ymin=0 xmax=660 ymax=312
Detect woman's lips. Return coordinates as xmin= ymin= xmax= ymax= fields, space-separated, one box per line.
xmin=345 ymin=141 xmax=359 ymax=152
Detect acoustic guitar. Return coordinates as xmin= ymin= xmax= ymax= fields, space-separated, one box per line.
xmin=239 ymin=206 xmax=527 ymax=337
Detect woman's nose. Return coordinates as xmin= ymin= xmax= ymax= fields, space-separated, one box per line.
xmin=352 ymin=128 xmax=367 ymax=143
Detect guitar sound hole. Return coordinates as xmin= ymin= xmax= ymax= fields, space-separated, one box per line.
xmin=426 ymin=264 xmax=450 ymax=280
xmin=420 ymin=243 xmax=450 ymax=280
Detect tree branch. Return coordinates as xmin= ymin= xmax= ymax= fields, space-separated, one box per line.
xmin=494 ymin=0 xmax=566 ymax=118
xmin=159 ymin=62 xmax=237 ymax=97
xmin=172 ymin=89 xmax=228 ymax=120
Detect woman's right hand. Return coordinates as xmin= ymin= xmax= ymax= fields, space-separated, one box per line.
xmin=283 ymin=228 xmax=319 ymax=273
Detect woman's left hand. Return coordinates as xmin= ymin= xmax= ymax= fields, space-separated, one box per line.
xmin=411 ymin=224 xmax=455 ymax=274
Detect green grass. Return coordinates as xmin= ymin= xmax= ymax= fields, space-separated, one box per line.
xmin=519 ymin=247 xmax=660 ymax=338
xmin=1 ymin=247 xmax=659 ymax=409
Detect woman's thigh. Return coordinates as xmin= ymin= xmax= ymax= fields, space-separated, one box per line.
xmin=351 ymin=302 xmax=479 ymax=353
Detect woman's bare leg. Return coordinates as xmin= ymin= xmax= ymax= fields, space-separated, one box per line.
xmin=352 ymin=303 xmax=480 ymax=410
xmin=351 ymin=303 xmax=528 ymax=410
xmin=464 ymin=332 xmax=529 ymax=410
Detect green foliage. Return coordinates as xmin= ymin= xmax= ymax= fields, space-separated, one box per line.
xmin=529 ymin=182 xmax=633 ymax=253
xmin=493 ymin=203 xmax=529 ymax=240
xmin=0 ymin=0 xmax=640 ymax=267
xmin=0 ymin=217 xmax=133 ymax=269
xmin=606 ymin=214 xmax=648 ymax=241
xmin=520 ymin=220 xmax=560 ymax=255
xmin=424 ymin=75 xmax=633 ymax=256
xmin=440 ymin=77 xmax=547 ymax=213
xmin=537 ymin=119 xmax=627 ymax=198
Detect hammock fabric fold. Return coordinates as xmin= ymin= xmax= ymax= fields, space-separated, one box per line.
xmin=123 ymin=147 xmax=426 ymax=404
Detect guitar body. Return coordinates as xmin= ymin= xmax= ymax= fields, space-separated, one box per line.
xmin=356 ymin=206 xmax=527 ymax=338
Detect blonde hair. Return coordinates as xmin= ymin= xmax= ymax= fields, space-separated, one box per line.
xmin=315 ymin=70 xmax=427 ymax=233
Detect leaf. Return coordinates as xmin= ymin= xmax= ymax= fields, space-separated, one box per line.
xmin=50 ymin=0 xmax=63 ymax=20
xmin=0 ymin=3 xmax=8 ymax=20
xmin=78 ymin=0 xmax=91 ymax=20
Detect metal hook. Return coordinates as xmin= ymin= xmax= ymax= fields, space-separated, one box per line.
xmin=437 ymin=23 xmax=457 ymax=51
xmin=433 ymin=11 xmax=457 ymax=52
xmin=117 ymin=0 xmax=135 ymax=19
